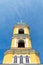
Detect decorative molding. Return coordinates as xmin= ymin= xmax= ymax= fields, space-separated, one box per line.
xmin=4 ymin=48 xmax=39 ymax=57
xmin=12 ymin=34 xmax=31 ymax=39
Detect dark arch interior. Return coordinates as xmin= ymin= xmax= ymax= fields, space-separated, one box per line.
xmin=18 ymin=40 xmax=25 ymax=48
xmin=19 ymin=29 xmax=24 ymax=34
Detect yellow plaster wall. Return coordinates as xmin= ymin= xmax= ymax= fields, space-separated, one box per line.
xmin=3 ymin=53 xmax=29 ymax=64
xmin=13 ymin=27 xmax=18 ymax=34
xmin=24 ymin=27 xmax=30 ymax=34
xmin=11 ymin=37 xmax=32 ymax=48
xmin=36 ymin=55 xmax=40 ymax=64
xmin=13 ymin=27 xmax=30 ymax=34
xmin=3 ymin=54 xmax=13 ymax=64
xmin=30 ymin=53 xmax=40 ymax=64
xmin=11 ymin=38 xmax=18 ymax=48
xmin=28 ymin=38 xmax=32 ymax=48
xmin=3 ymin=53 xmax=40 ymax=64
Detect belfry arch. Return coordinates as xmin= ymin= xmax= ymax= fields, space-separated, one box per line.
xmin=18 ymin=29 xmax=24 ymax=34
xmin=18 ymin=40 xmax=25 ymax=48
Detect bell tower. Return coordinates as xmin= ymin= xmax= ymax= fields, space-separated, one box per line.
xmin=3 ymin=22 xmax=40 ymax=64
xmin=11 ymin=22 xmax=32 ymax=49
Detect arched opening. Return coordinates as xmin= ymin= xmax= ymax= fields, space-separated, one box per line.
xmin=14 ymin=56 xmax=17 ymax=63
xmin=18 ymin=40 xmax=25 ymax=48
xmin=20 ymin=55 xmax=23 ymax=63
xmin=19 ymin=29 xmax=24 ymax=34
xmin=26 ymin=56 xmax=29 ymax=63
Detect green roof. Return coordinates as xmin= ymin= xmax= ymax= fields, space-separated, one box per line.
xmin=16 ymin=20 xmax=26 ymax=25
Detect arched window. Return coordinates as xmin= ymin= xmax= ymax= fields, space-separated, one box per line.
xmin=20 ymin=55 xmax=23 ymax=63
xmin=19 ymin=29 xmax=24 ymax=34
xmin=18 ymin=40 xmax=25 ymax=48
xmin=26 ymin=56 xmax=29 ymax=63
xmin=14 ymin=56 xmax=17 ymax=63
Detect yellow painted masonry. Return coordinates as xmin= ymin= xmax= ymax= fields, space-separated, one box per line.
xmin=13 ymin=27 xmax=30 ymax=34
xmin=24 ymin=27 xmax=30 ymax=34
xmin=3 ymin=53 xmax=40 ymax=64
xmin=3 ymin=54 xmax=13 ymax=64
xmin=11 ymin=38 xmax=15 ymax=48
xmin=36 ymin=55 xmax=40 ymax=64
xmin=30 ymin=53 xmax=40 ymax=64
xmin=11 ymin=38 xmax=18 ymax=48
xmin=28 ymin=38 xmax=32 ymax=48
xmin=13 ymin=27 xmax=18 ymax=34
xmin=11 ymin=38 xmax=32 ymax=48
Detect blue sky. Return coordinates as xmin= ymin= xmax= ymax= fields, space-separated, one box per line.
xmin=0 ymin=0 xmax=43 ymax=64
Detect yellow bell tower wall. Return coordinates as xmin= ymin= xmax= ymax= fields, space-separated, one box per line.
xmin=3 ymin=54 xmax=13 ymax=64
xmin=11 ymin=38 xmax=18 ymax=48
xmin=11 ymin=38 xmax=32 ymax=49
xmin=13 ymin=26 xmax=30 ymax=34
xmin=30 ymin=53 xmax=40 ymax=64
xmin=3 ymin=52 xmax=40 ymax=64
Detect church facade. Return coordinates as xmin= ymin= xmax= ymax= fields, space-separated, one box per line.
xmin=3 ymin=22 xmax=40 ymax=64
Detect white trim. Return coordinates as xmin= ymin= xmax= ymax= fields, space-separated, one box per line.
xmin=12 ymin=58 xmax=14 ymax=63
xmin=23 ymin=57 xmax=26 ymax=63
xmin=14 ymin=38 xmax=17 ymax=47
xmin=25 ymin=38 xmax=28 ymax=48
xmin=17 ymin=28 xmax=18 ymax=34
xmin=14 ymin=38 xmax=16 ymax=47
xmin=17 ymin=57 xmax=20 ymax=64
xmin=12 ymin=55 xmax=31 ymax=64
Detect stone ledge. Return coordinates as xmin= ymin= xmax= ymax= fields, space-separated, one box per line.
xmin=4 ymin=49 xmax=39 ymax=57
xmin=12 ymin=34 xmax=30 ymax=39
xmin=0 ymin=64 xmax=41 ymax=65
